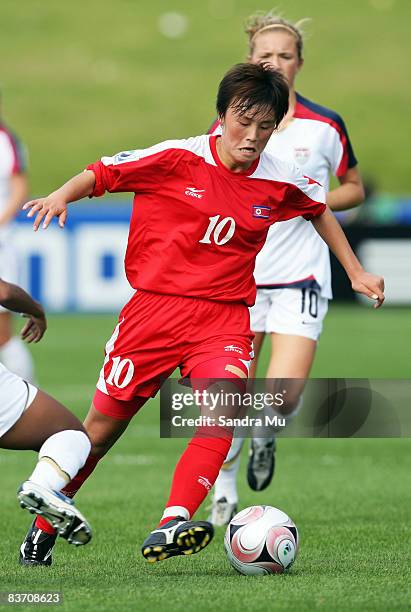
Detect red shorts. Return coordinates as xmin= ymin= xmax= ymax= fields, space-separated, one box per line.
xmin=95 ymin=290 xmax=253 ymax=404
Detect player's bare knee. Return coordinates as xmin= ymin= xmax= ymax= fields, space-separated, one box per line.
xmin=84 ymin=412 xmax=126 ymax=457
xmin=279 ymin=394 xmax=303 ymax=417
xmin=84 ymin=425 xmax=114 ymax=457
xmin=84 ymin=427 xmax=113 ymax=457
xmin=281 ymin=396 xmax=299 ymax=414
xmin=89 ymin=441 xmax=110 ymax=458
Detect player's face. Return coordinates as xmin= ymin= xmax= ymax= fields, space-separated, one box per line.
xmin=218 ymin=105 xmax=276 ymax=171
xmin=249 ymin=30 xmax=303 ymax=90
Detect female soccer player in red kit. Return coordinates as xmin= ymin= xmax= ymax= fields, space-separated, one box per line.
xmin=21 ymin=63 xmax=384 ymax=565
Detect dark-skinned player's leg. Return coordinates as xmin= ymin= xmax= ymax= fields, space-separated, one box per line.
xmin=1 ymin=389 xmax=86 ymax=450
xmin=0 ymin=387 xmax=93 ymax=559
xmin=20 ymin=393 xmax=147 ymax=565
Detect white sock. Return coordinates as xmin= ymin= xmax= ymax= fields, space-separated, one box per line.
xmin=213 ymin=437 xmax=244 ymax=504
xmin=161 ymin=506 xmax=190 ymax=522
xmin=0 ymin=336 xmax=35 ymax=383
xmin=29 ymin=430 xmax=91 ymax=492
xmin=29 ymin=460 xmax=70 ymax=492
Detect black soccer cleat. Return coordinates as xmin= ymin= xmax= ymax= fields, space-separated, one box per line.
xmin=142 ymin=517 xmax=214 ymax=563
xmin=247 ymin=438 xmax=276 ymax=491
xmin=19 ymin=521 xmax=57 ymax=566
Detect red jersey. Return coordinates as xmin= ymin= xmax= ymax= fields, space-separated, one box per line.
xmin=87 ymin=135 xmax=326 ymax=306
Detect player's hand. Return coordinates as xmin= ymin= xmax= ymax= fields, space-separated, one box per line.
xmin=20 ymin=306 xmax=47 ymax=343
xmin=351 ymin=271 xmax=385 ymax=308
xmin=23 ymin=196 xmax=68 ymax=231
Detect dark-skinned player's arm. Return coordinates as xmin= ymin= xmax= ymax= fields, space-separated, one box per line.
xmin=0 ymin=279 xmax=47 ymax=342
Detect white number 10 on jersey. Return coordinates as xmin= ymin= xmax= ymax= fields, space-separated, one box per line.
xmin=199 ymin=215 xmax=236 ymax=246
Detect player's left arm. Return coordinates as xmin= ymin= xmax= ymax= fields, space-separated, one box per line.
xmin=311 ymin=207 xmax=384 ymax=308
xmin=326 ymin=166 xmax=365 ymax=211
xmin=0 ymin=173 xmax=29 ymax=226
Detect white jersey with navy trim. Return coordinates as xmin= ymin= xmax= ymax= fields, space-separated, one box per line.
xmin=210 ymin=94 xmax=358 ymax=298
xmin=0 ymin=124 xmax=27 ymax=291
xmin=0 ymin=124 xmax=27 ymax=240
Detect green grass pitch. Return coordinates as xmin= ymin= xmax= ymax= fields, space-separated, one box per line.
xmin=1 ymin=305 xmax=410 ymax=611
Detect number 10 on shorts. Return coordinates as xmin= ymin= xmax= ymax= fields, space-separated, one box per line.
xmin=106 ymin=356 xmax=135 ymax=388
xmin=301 ymin=289 xmax=318 ymax=318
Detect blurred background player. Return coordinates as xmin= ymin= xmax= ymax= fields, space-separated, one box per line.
xmin=0 ymin=95 xmax=36 ymax=381
xmin=209 ymin=11 xmax=366 ymax=525
xmin=0 ymin=278 xmax=92 ymax=563
xmin=20 ymin=63 xmax=383 ymax=567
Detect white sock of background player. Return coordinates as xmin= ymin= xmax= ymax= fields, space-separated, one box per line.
xmin=28 ymin=430 xmax=91 ymax=492
xmin=0 ymin=336 xmax=36 ymax=383
xmin=213 ymin=437 xmax=244 ymax=504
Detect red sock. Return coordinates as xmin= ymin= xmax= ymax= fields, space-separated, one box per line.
xmin=160 ymin=427 xmax=232 ymax=526
xmin=35 ymin=515 xmax=56 ymax=534
xmin=61 ymin=455 xmax=100 ymax=498
xmin=34 ymin=455 xmax=101 ymax=534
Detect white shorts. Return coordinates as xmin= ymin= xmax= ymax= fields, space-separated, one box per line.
xmin=0 ymin=362 xmax=38 ymax=438
xmin=0 ymin=236 xmax=20 ymax=314
xmin=250 ymin=288 xmax=328 ymax=341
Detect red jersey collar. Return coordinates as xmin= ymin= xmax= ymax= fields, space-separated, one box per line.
xmin=209 ymin=135 xmax=260 ymax=177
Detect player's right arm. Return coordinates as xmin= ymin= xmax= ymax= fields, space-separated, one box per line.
xmin=0 ymin=279 xmax=46 ymax=342
xmin=23 ymin=142 xmax=175 ymax=231
xmin=23 ymin=170 xmax=96 ymax=231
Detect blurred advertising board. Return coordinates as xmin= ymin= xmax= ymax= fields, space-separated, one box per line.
xmin=13 ymin=200 xmax=411 ymax=312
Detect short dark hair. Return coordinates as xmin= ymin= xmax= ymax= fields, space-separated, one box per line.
xmin=216 ymin=63 xmax=289 ymax=129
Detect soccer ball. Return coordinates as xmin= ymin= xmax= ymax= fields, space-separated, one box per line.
xmin=224 ymin=505 xmax=298 ymax=575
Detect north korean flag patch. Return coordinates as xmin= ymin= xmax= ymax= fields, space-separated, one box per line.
xmin=252 ymin=204 xmax=271 ymax=219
